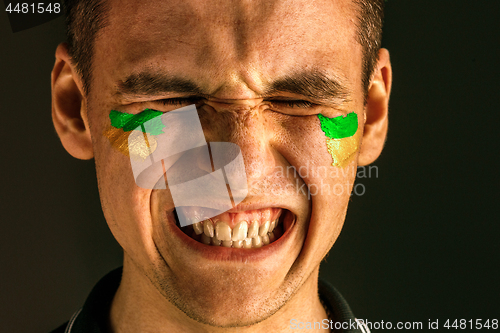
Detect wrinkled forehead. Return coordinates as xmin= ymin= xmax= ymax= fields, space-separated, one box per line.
xmin=96 ymin=0 xmax=361 ymax=95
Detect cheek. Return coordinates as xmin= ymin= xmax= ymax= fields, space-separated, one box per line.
xmin=87 ymin=103 xmax=163 ymax=265
xmin=90 ymin=109 xmax=155 ymax=235
xmin=317 ymin=112 xmax=361 ymax=168
xmin=103 ymin=125 xmax=130 ymax=156
xmin=103 ymin=109 xmax=162 ymax=160
xmin=272 ymin=114 xmax=359 ymax=199
xmin=273 ymin=115 xmax=334 ymax=182
xmin=93 ymin=129 xmax=161 ymax=267
xmin=324 ymin=130 xmax=361 ymax=168
xmin=103 ymin=124 xmax=159 ymax=160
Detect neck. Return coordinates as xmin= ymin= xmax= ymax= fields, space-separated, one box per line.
xmin=109 ymin=256 xmax=329 ymax=333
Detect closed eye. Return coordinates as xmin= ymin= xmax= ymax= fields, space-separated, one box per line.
xmin=266 ymin=99 xmax=317 ymax=109
xmin=156 ymin=97 xmax=203 ymax=106
xmin=155 ymin=97 xmax=317 ymax=109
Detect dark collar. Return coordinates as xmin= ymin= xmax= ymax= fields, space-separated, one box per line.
xmin=52 ymin=268 xmax=368 ymax=333
xmin=50 ymin=267 xmax=122 ymax=333
xmin=318 ymin=280 xmax=370 ymax=332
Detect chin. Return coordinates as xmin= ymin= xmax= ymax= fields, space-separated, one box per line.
xmin=153 ymin=267 xmax=295 ymax=328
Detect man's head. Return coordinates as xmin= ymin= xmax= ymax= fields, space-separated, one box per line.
xmin=51 ymin=0 xmax=391 ymax=329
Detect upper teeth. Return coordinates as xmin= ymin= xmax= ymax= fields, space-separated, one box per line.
xmin=248 ymin=220 xmax=259 ymax=238
xmin=215 ymin=222 xmax=232 ymax=241
xmin=191 ymin=218 xmax=280 ymax=248
xmin=232 ymin=221 xmax=248 ymax=241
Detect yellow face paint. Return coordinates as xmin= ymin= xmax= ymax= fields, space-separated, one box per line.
xmin=103 ymin=125 xmax=158 ymax=159
xmin=317 ymin=112 xmax=360 ymax=168
xmin=128 ymin=130 xmax=157 ymax=161
xmin=104 ymin=109 xmax=162 ymax=158
xmin=103 ymin=125 xmax=132 ymax=156
xmin=325 ymin=129 xmax=361 ymax=168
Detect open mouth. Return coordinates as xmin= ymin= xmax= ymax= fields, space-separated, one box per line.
xmin=174 ymin=208 xmax=295 ymax=249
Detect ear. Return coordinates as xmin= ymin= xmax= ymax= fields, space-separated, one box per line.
xmin=51 ymin=42 xmax=94 ymax=160
xmin=358 ymin=48 xmax=392 ymax=166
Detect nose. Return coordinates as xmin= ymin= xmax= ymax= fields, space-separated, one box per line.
xmin=200 ymin=101 xmax=277 ymax=188
xmin=205 ymin=97 xmax=263 ymax=111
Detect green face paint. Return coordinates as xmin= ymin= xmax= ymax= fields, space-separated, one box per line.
xmin=109 ymin=109 xmax=165 ymax=135
xmin=317 ymin=112 xmax=358 ymax=139
xmin=104 ymin=109 xmax=163 ymax=158
xmin=317 ymin=112 xmax=360 ymax=168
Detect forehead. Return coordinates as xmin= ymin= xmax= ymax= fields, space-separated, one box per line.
xmin=97 ymin=0 xmax=362 ymax=96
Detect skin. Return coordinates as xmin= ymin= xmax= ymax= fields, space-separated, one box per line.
xmin=51 ymin=0 xmax=392 ymax=332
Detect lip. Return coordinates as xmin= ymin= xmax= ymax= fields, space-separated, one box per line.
xmin=166 ymin=207 xmax=297 ymax=262
xmin=226 ymin=202 xmax=297 ymax=214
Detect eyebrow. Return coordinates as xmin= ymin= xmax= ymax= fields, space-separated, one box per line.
xmin=116 ymin=69 xmax=350 ymax=105
xmin=264 ymin=70 xmax=350 ymax=105
xmin=116 ymin=72 xmax=205 ymax=97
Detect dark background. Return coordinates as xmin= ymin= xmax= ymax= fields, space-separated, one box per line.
xmin=1 ymin=1 xmax=499 ymax=332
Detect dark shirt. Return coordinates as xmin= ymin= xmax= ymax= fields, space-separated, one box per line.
xmin=51 ymin=268 xmax=369 ymax=333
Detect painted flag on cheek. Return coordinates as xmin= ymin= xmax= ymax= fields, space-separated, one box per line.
xmin=317 ymin=112 xmax=361 ymax=168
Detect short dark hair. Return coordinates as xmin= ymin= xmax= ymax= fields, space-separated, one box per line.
xmin=354 ymin=0 xmax=385 ymax=101
xmin=63 ymin=0 xmax=109 ymax=96
xmin=63 ymin=0 xmax=384 ymax=99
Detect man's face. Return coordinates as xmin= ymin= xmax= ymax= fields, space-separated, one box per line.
xmin=86 ymin=0 xmax=366 ymax=327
